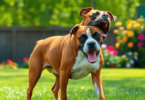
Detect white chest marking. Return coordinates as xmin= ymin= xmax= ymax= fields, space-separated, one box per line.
xmin=71 ymin=51 xmax=100 ymax=79
xmin=94 ymin=82 xmax=100 ymax=97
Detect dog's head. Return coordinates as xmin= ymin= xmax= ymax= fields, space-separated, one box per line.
xmin=80 ymin=7 xmax=117 ymax=40
xmin=70 ymin=24 xmax=103 ymax=63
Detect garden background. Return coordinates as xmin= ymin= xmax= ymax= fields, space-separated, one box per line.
xmin=0 ymin=0 xmax=145 ymax=100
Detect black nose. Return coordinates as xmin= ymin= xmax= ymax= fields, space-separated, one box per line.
xmin=87 ymin=42 xmax=95 ymax=49
xmin=102 ymin=14 xmax=108 ymax=19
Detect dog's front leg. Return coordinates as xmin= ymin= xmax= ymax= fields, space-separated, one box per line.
xmin=91 ymin=69 xmax=105 ymax=100
xmin=59 ymin=70 xmax=69 ymax=100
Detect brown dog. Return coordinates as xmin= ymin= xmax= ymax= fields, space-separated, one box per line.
xmin=80 ymin=7 xmax=117 ymax=40
xmin=27 ymin=7 xmax=117 ymax=100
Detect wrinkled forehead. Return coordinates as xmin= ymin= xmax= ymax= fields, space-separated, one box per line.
xmin=87 ymin=10 xmax=108 ymax=16
xmin=76 ymin=26 xmax=102 ymax=36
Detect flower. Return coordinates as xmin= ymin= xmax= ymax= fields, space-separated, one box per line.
xmin=115 ymin=43 xmax=120 ymax=49
xmin=122 ymin=55 xmax=126 ymax=58
xmin=134 ymin=52 xmax=138 ymax=56
xmin=126 ymin=63 xmax=131 ymax=68
xmin=130 ymin=59 xmax=134 ymax=65
xmin=134 ymin=23 xmax=141 ymax=29
xmin=1 ymin=62 xmax=5 ymax=66
xmin=112 ymin=50 xmax=118 ymax=55
xmin=125 ymin=58 xmax=128 ymax=61
xmin=101 ymin=44 xmax=107 ymax=49
xmin=128 ymin=42 xmax=133 ymax=48
xmin=137 ymin=18 xmax=143 ymax=23
xmin=134 ymin=56 xmax=138 ymax=60
xmin=119 ymin=27 xmax=124 ymax=31
xmin=138 ymin=34 xmax=145 ymax=40
xmin=127 ymin=20 xmax=133 ymax=24
xmin=128 ymin=51 xmax=133 ymax=55
xmin=106 ymin=46 xmax=114 ymax=51
xmin=122 ymin=36 xmax=128 ymax=43
xmin=116 ymin=36 xmax=119 ymax=41
xmin=113 ymin=29 xmax=118 ymax=34
xmin=123 ymin=30 xmax=127 ymax=34
xmin=141 ymin=26 xmax=144 ymax=29
xmin=127 ymin=31 xmax=134 ymax=37
xmin=23 ymin=57 xmax=29 ymax=62
xmin=137 ymin=42 xmax=143 ymax=48
xmin=7 ymin=59 xmax=12 ymax=63
xmin=115 ymin=22 xmax=122 ymax=26
xmin=126 ymin=24 xmax=133 ymax=30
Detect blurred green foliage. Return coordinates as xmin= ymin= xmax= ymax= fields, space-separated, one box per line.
xmin=0 ymin=0 xmax=141 ymax=27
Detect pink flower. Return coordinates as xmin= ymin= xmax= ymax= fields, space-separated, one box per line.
xmin=106 ymin=46 xmax=114 ymax=52
xmin=7 ymin=59 xmax=12 ymax=63
xmin=23 ymin=57 xmax=29 ymax=62
xmin=113 ymin=50 xmax=118 ymax=55
xmin=126 ymin=63 xmax=131 ymax=68
xmin=138 ymin=34 xmax=145 ymax=40
xmin=137 ymin=42 xmax=143 ymax=48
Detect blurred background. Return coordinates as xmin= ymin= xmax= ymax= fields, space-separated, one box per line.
xmin=0 ymin=0 xmax=145 ymax=68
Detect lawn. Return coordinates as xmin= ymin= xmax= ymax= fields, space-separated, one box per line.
xmin=0 ymin=68 xmax=145 ymax=100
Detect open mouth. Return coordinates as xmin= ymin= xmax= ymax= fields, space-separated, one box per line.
xmin=86 ymin=50 xmax=99 ymax=63
xmin=88 ymin=20 xmax=110 ymax=39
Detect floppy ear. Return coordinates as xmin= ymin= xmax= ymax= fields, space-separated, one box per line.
xmin=80 ymin=7 xmax=94 ymax=16
xmin=70 ymin=24 xmax=80 ymax=37
xmin=107 ymin=11 xmax=117 ymax=22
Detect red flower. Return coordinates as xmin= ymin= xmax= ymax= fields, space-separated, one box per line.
xmin=23 ymin=57 xmax=29 ymax=62
xmin=106 ymin=45 xmax=118 ymax=56
xmin=106 ymin=46 xmax=114 ymax=52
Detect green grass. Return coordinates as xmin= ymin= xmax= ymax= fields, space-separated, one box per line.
xmin=0 ymin=68 xmax=145 ymax=100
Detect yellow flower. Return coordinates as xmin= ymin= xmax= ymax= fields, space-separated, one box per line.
xmin=127 ymin=20 xmax=133 ymax=24
xmin=123 ymin=30 xmax=127 ymax=34
xmin=134 ymin=23 xmax=140 ymax=29
xmin=122 ymin=36 xmax=128 ymax=43
xmin=113 ymin=29 xmax=118 ymax=34
xmin=125 ymin=58 xmax=128 ymax=61
xmin=141 ymin=26 xmax=144 ymax=30
xmin=126 ymin=23 xmax=133 ymax=30
xmin=115 ymin=43 xmax=120 ymax=49
xmin=115 ymin=22 xmax=122 ymax=26
xmin=127 ymin=31 xmax=134 ymax=37
xmin=119 ymin=27 xmax=124 ymax=31
xmin=116 ymin=36 xmax=119 ymax=41
xmin=137 ymin=19 xmax=143 ymax=23
xmin=134 ymin=52 xmax=138 ymax=56
xmin=128 ymin=42 xmax=133 ymax=48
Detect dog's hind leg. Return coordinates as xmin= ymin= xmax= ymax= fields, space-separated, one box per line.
xmin=51 ymin=74 xmax=60 ymax=100
xmin=27 ymin=57 xmax=43 ymax=100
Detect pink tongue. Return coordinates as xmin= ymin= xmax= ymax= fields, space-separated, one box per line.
xmin=102 ymin=31 xmax=106 ymax=37
xmin=87 ymin=51 xmax=97 ymax=63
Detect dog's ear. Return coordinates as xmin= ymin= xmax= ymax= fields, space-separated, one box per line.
xmin=70 ymin=24 xmax=80 ymax=37
xmin=107 ymin=11 xmax=117 ymax=22
xmin=80 ymin=7 xmax=94 ymax=16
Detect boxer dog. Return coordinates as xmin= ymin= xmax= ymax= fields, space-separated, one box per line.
xmin=27 ymin=7 xmax=117 ymax=100
xmin=80 ymin=7 xmax=117 ymax=40
xmin=27 ymin=25 xmax=105 ymax=100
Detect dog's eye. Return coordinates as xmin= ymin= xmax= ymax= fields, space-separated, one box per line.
xmin=92 ymin=32 xmax=100 ymax=41
xmin=90 ymin=12 xmax=99 ymax=20
xmin=78 ymin=34 xmax=87 ymax=43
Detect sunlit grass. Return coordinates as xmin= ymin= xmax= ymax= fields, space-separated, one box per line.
xmin=0 ymin=68 xmax=145 ymax=100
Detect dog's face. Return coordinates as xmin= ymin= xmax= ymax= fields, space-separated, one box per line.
xmin=80 ymin=7 xmax=117 ymax=40
xmin=70 ymin=24 xmax=103 ymax=63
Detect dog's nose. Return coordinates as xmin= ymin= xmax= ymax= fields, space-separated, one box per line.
xmin=87 ymin=42 xmax=95 ymax=48
xmin=102 ymin=14 xmax=108 ymax=19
